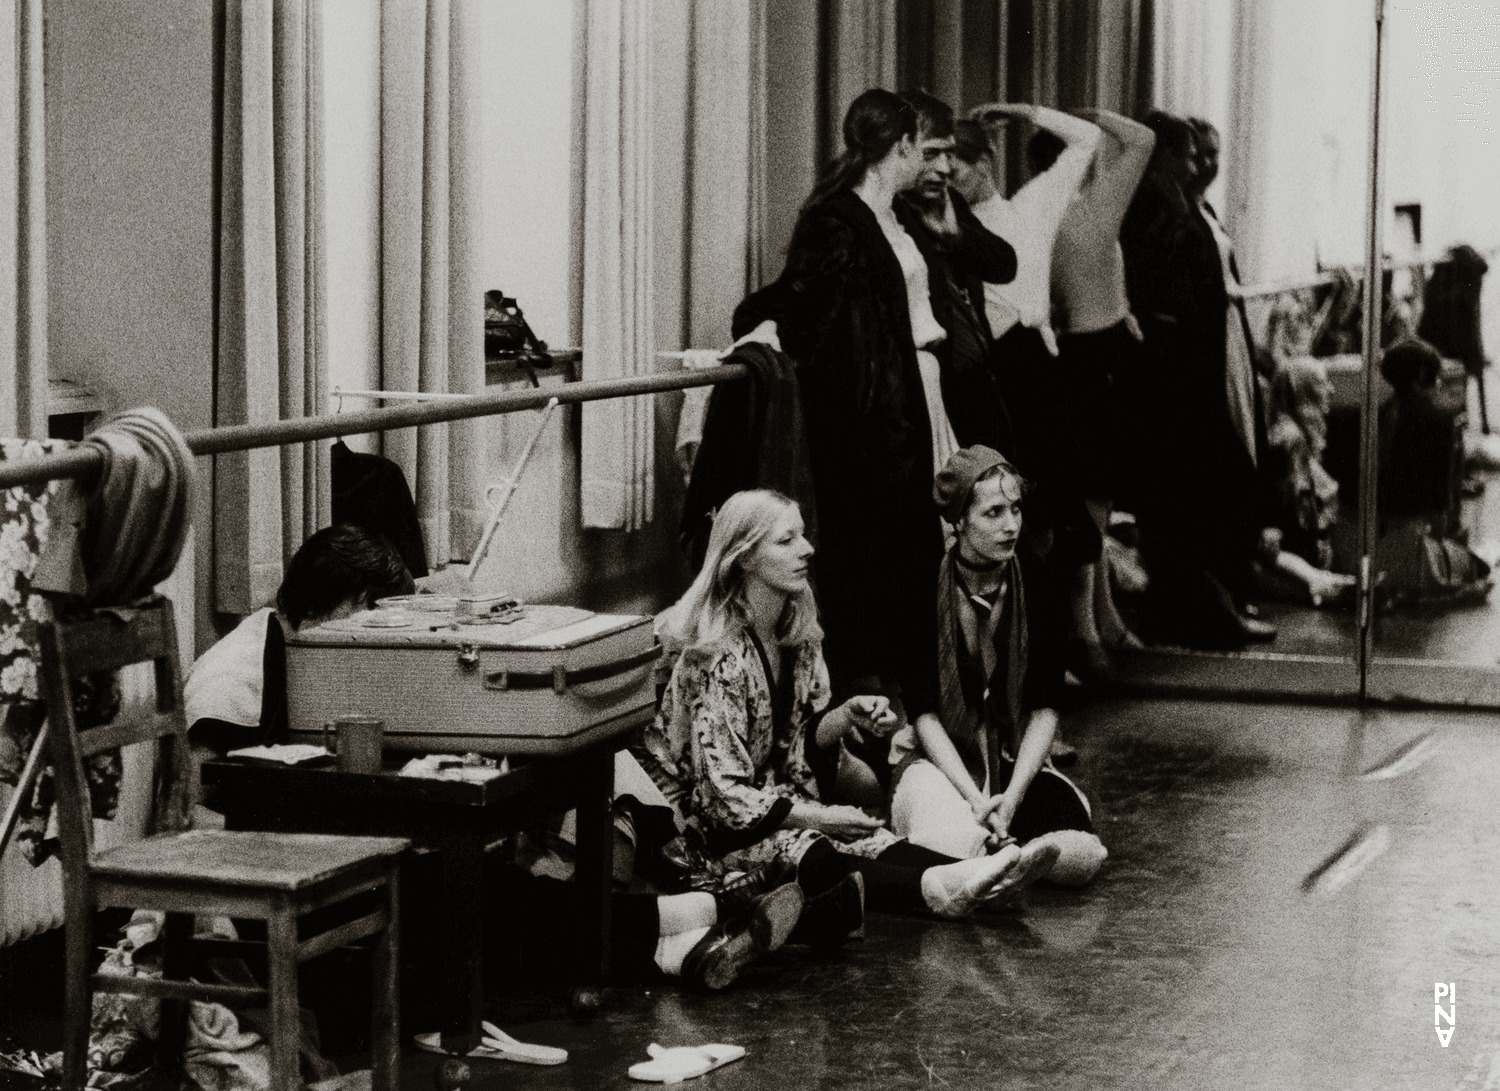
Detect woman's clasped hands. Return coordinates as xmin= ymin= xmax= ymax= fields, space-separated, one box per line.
xmin=836 ymin=694 xmax=899 ymax=743
xmin=972 ymin=793 xmax=1018 ymax=851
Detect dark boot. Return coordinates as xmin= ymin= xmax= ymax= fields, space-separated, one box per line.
xmin=786 ymin=872 xmax=864 ymax=949
xmin=681 ymin=882 xmax=803 ymax=991
xmin=708 ymin=858 xmax=799 ymax=920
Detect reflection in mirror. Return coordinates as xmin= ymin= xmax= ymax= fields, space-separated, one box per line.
xmin=1361 ymin=6 xmax=1500 ymax=680
xmin=1085 ymin=4 xmax=1500 ymax=693
xmin=1199 ymin=5 xmax=1500 ymax=684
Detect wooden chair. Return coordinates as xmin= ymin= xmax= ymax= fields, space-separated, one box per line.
xmin=40 ymin=598 xmax=409 ymax=1091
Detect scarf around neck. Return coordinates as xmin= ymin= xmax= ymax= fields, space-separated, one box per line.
xmin=935 ymin=546 xmax=1027 ymax=793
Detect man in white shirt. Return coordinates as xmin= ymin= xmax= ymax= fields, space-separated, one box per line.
xmin=950 ymin=105 xmax=1100 ymax=500
xmin=958 ymin=104 xmax=1100 ymax=354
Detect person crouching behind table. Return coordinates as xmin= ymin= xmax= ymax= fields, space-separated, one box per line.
xmin=185 ymin=522 xmax=416 ymax=757
xmin=634 ymin=488 xmax=1059 ymax=942
xmin=889 ymin=446 xmax=1108 ymax=886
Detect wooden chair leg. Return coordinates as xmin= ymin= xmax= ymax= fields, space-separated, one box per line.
xmin=574 ymin=749 xmax=615 ymax=984
xmin=371 ymin=868 xmax=401 ymax=1091
xmin=61 ymin=895 xmax=93 ymax=1091
xmin=157 ymin=912 xmax=193 ymax=1084
xmin=266 ymin=903 xmax=301 ymax=1091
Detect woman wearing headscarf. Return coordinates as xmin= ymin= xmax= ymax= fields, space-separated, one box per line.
xmin=890 ymin=447 xmax=1105 ymax=885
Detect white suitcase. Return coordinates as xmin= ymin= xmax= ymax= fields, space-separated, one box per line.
xmin=284 ymin=604 xmax=659 ymax=755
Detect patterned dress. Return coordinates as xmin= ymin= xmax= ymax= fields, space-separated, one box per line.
xmin=0 ymin=438 xmax=123 ymax=866
xmin=635 ymin=628 xmax=893 ymax=890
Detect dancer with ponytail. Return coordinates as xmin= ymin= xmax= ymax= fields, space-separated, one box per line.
xmin=732 ymin=89 xmax=1016 ymax=742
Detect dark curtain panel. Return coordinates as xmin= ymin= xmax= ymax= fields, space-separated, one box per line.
xmin=759 ymin=0 xmax=1152 ymax=281
xmin=892 ymin=0 xmax=1153 ymax=196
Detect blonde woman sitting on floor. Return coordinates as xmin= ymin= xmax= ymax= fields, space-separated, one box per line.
xmin=891 ymin=447 xmax=1107 ymax=886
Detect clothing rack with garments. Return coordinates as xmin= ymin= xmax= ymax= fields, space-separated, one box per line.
xmin=0 ymin=365 xmax=752 ymax=491
xmin=1238 ymin=257 xmax=1433 ymax=301
xmin=1238 ymin=247 xmax=1500 ymax=301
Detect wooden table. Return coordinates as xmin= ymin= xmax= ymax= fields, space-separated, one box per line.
xmin=200 ymin=706 xmax=650 ymax=1054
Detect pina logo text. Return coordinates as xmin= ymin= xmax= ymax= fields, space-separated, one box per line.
xmin=1435 ymin=983 xmax=1455 ymax=1047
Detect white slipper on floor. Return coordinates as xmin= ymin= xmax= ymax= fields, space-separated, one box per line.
xmin=480 ymin=1020 xmax=569 ymax=1064
xmin=412 ymin=1028 xmax=568 ymax=1066
xmin=628 ymin=1042 xmax=746 ymax=1084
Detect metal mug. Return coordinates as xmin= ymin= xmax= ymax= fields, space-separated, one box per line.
xmin=324 ymin=716 xmax=384 ymax=774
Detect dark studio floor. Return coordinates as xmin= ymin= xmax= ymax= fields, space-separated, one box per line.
xmin=387 ymin=695 xmax=1496 ymax=1091
xmin=3 ymin=695 xmax=1496 ymax=1090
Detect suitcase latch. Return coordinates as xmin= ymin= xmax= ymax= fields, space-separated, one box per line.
xmin=456 ymin=643 xmax=480 ymax=672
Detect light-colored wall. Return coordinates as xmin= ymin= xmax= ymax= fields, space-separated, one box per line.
xmin=478 ymin=0 xmax=577 ymax=350
xmin=470 ymin=0 xmax=691 ymax=615
xmin=1159 ymin=0 xmax=1500 ymax=286
xmin=1385 ymin=5 xmax=1500 ymax=257
xmin=44 ymin=0 xmax=216 ymax=651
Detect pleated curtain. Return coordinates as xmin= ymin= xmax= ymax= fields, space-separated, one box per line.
xmin=686 ymin=0 xmax=768 ymax=347
xmin=215 ymin=0 xmax=485 ymax=608
xmin=215 ymin=0 xmax=329 ymax=613
xmin=0 ymin=0 xmax=46 ymax=441
xmin=580 ymin=0 xmax=656 ymax=531
xmin=582 ymin=0 xmax=779 ymax=529
xmin=1153 ymin=0 xmax=1233 ymax=122
xmin=379 ymin=0 xmax=486 ymax=565
xmin=1153 ymin=0 xmax=1272 ymax=276
xmin=1220 ymin=0 xmax=1274 ymax=283
xmin=826 ymin=0 xmax=898 ymax=159
xmin=898 ymin=1 xmax=1151 ymax=193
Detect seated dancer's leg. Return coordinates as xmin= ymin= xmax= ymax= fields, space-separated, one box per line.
xmin=650 ymin=891 xmax=717 ymax=974
xmin=673 ymin=884 xmax=804 ymax=991
xmin=890 ymin=759 xmax=989 ymax=860
xmin=501 ymin=870 xmax=674 ymax=982
xmin=1001 ymin=765 xmax=1107 ymax=887
xmin=1028 ymin=829 xmax=1107 ymax=886
xmin=796 ymin=838 xmax=1051 ymax=921
xmin=514 ymin=873 xmax=799 ymax=989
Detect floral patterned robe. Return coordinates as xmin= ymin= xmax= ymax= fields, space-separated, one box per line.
xmin=636 ymin=628 xmax=893 ymax=889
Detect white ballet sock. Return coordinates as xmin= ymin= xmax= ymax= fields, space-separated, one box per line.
xmin=919 ymin=847 xmax=1021 ymax=919
xmin=657 ymin=891 xmax=717 ymax=935
xmin=1034 ymin=830 xmax=1108 ymax=886
xmin=654 ymin=925 xmax=711 ymax=976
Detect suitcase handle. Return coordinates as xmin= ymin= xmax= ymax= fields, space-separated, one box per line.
xmin=483 ymin=645 xmax=662 ymax=695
